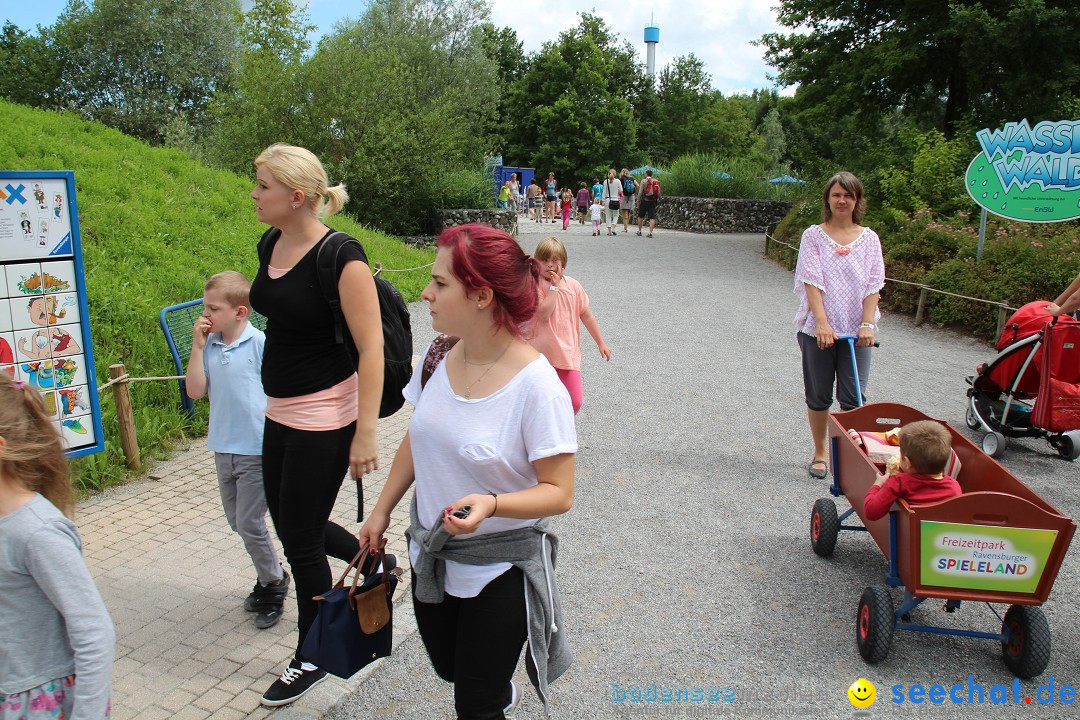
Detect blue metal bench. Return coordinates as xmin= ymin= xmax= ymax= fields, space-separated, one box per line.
xmin=159 ymin=300 xmax=267 ymax=414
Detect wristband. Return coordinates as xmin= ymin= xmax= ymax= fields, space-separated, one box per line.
xmin=488 ymin=492 xmax=498 ymax=518
xmin=860 ymin=323 xmax=875 ymax=329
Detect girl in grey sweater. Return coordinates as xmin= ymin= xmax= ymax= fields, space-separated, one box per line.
xmin=0 ymin=374 xmax=114 ymax=720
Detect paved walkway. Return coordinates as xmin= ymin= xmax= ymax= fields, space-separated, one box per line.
xmin=79 ymin=215 xmax=1080 ymax=720
xmin=78 ymin=408 xmax=417 ymax=720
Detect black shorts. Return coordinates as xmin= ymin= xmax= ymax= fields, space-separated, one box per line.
xmin=545 ymin=194 xmax=556 ymax=202
xmin=637 ymin=199 xmax=658 ymax=220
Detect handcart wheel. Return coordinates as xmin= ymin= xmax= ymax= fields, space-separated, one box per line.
xmin=1001 ymin=605 xmax=1051 ymax=678
xmin=1051 ymin=432 xmax=1080 ymax=461
xmin=856 ymin=586 xmax=894 ymax=663
xmin=981 ymin=431 xmax=1007 ymax=458
xmin=965 ymin=404 xmax=981 ymax=430
xmin=810 ymin=499 xmax=839 ymax=557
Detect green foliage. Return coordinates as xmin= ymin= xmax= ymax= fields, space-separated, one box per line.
xmin=662 ymin=153 xmax=798 ymax=200
xmin=425 ymin=167 xmax=495 ymax=210
xmin=45 ymin=0 xmax=243 ymax=145
xmin=0 ymin=100 xmax=433 ymax=491
xmin=303 ymin=0 xmax=497 ymax=234
xmin=209 ymin=0 xmax=315 ymax=174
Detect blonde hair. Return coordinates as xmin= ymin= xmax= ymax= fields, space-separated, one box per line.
xmin=254 ymin=143 xmax=348 ymax=218
xmin=0 ymin=374 xmax=73 ymax=517
xmin=534 ymin=236 xmax=568 ymax=267
xmin=899 ymin=420 xmax=952 ymax=475
xmin=204 ymin=271 xmax=251 ymax=309
xmin=822 ymin=171 xmax=866 ymax=224
xmin=620 ymin=167 xmax=630 ymax=177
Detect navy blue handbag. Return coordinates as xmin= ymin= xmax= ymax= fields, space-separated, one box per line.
xmin=301 ymin=541 xmax=402 ymax=679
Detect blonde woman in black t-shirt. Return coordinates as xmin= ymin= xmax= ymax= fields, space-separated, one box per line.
xmin=247 ymin=144 xmax=385 ymax=707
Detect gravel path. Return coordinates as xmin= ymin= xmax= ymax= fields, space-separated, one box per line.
xmin=327 ymin=217 xmax=1080 ymax=720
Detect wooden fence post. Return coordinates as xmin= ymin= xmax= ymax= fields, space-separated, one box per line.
xmin=914 ymin=287 xmax=929 ymax=326
xmin=996 ymin=305 xmax=1008 ymax=340
xmin=109 ymin=363 xmax=141 ymax=470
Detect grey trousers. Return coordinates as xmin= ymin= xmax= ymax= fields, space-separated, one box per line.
xmin=214 ymin=452 xmax=283 ymax=585
xmin=797 ymin=332 xmax=873 ymax=411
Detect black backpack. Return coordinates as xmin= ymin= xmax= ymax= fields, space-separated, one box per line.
xmin=258 ymin=228 xmax=413 ymax=419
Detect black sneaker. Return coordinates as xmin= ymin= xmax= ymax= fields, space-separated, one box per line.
xmin=260 ymin=659 xmax=327 ymax=707
xmin=247 ymin=572 xmax=290 ymax=629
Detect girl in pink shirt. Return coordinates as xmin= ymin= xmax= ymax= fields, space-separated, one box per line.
xmin=530 ymin=237 xmax=612 ymax=413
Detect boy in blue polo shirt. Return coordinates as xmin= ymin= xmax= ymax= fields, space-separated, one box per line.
xmin=185 ymin=271 xmax=288 ymax=629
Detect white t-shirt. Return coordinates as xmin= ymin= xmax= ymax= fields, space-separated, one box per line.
xmin=404 ymin=350 xmax=577 ymax=598
xmin=604 ymin=178 xmax=622 ymax=202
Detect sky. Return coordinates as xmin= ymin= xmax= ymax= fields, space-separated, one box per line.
xmin=2 ymin=0 xmax=791 ymax=95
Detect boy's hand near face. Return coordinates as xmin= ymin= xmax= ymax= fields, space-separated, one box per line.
xmin=192 ymin=316 xmax=213 ymax=351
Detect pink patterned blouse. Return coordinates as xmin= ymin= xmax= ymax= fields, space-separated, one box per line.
xmin=793 ymin=224 xmax=885 ymax=337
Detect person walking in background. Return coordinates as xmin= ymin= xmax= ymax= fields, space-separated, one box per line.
xmin=544 ymin=172 xmax=559 ymax=224
xmin=531 ymin=236 xmax=612 ymax=414
xmin=602 ymin=168 xmax=621 ymax=236
xmin=497 ymin=180 xmax=511 ymax=210
xmin=0 ymin=373 xmax=115 ymax=720
xmin=185 ymin=270 xmax=288 ymax=631
xmin=576 ymin=182 xmax=590 ymax=224
xmin=559 ymin=188 xmax=574 ymax=231
xmin=589 ymin=196 xmax=604 ymax=236
xmin=509 ymin=173 xmax=521 ymax=215
xmin=248 ymin=144 xmax=385 ymax=707
xmin=359 ymin=224 xmax=576 ymax=719
xmin=636 ymin=169 xmax=661 ymax=237
xmin=793 ymin=171 xmax=884 ymax=480
xmin=591 ymin=177 xmax=603 ymax=205
xmin=619 ymin=169 xmax=636 ymax=234
xmin=526 ymin=178 xmax=541 ymax=222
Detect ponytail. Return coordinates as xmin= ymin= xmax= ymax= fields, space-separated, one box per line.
xmin=0 ymin=375 xmax=73 ymax=517
xmin=320 ymin=184 xmax=349 ymax=218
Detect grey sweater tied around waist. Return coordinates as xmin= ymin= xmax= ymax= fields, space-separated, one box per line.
xmin=407 ymin=497 xmax=571 ymax=710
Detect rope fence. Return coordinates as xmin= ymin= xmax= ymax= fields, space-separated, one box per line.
xmin=764 ymin=234 xmax=1017 ymax=338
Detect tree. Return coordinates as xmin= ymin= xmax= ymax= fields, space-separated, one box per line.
xmin=210 ymin=0 xmax=315 ymax=173
xmin=303 ymin=0 xmax=498 ymax=233
xmin=51 ymin=0 xmax=241 ymax=144
xmin=761 ymin=0 xmax=1080 ymax=141
xmin=502 ymin=13 xmax=642 ymax=180
xmin=478 ymin=23 xmax=525 ymax=154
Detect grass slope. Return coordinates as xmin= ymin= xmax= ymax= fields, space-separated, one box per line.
xmin=0 ymin=100 xmax=434 ymax=491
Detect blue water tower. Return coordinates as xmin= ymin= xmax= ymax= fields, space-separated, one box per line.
xmin=644 ymin=24 xmax=660 ymax=76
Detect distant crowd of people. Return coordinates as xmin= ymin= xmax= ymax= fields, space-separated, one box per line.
xmin=513 ymin=168 xmax=663 ymax=238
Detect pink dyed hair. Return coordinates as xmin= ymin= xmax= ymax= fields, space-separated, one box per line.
xmin=436 ymin=223 xmax=542 ymax=336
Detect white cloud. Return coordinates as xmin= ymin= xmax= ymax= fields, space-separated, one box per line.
xmin=490 ymin=0 xmax=792 ymax=95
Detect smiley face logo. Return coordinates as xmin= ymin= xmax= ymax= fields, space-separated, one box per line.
xmin=848 ymin=678 xmax=876 ymax=709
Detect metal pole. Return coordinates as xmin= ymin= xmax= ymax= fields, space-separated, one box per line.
xmin=976 ymin=207 xmax=987 ymax=262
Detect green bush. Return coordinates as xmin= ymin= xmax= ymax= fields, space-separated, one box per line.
xmin=0 ymin=100 xmax=434 ymax=493
xmin=660 ymin=152 xmax=802 ymax=200
xmin=426 ymin=166 xmax=495 ymax=210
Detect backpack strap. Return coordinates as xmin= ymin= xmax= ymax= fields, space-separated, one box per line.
xmin=314 ymin=231 xmax=357 ymax=347
xmin=420 ymin=334 xmax=459 ymax=390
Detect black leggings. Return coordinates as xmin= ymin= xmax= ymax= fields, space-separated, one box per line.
xmin=263 ymin=418 xmax=362 ymax=658
xmin=413 ymin=567 xmax=528 ymax=720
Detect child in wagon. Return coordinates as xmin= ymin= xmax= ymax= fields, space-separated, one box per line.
xmin=863 ymin=420 xmax=962 ymax=521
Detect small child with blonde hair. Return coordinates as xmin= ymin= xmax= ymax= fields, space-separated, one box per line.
xmin=863 ymin=420 xmax=962 ymax=520
xmin=0 ymin=373 xmax=115 ymax=719
xmin=529 ymin=237 xmax=612 ymax=414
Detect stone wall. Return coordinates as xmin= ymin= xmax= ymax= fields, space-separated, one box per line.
xmin=433 ymin=208 xmax=518 ymax=236
xmin=653 ymin=196 xmax=794 ymax=234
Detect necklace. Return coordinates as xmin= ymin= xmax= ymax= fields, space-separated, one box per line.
xmin=462 ymin=342 xmax=512 ymax=399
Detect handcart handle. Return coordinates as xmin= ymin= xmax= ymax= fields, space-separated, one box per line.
xmin=837 ymin=336 xmax=880 ymax=408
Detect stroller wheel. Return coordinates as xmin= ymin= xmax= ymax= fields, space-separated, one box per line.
xmin=982 ymin=431 xmax=1007 ymax=459
xmin=965 ymin=404 xmax=981 ymax=430
xmin=1052 ymin=432 xmax=1080 ymax=461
